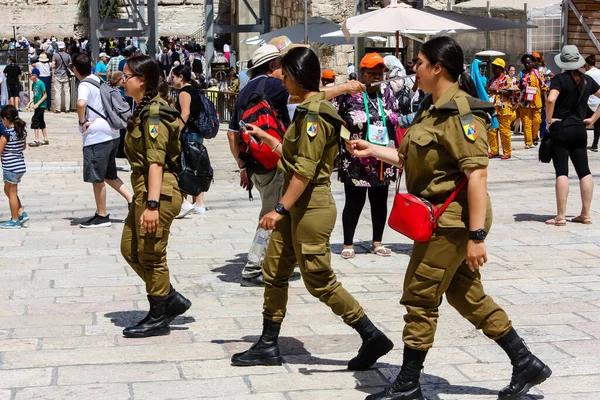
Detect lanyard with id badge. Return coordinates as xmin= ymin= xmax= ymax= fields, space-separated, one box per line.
xmin=363 ymin=92 xmax=389 ymax=146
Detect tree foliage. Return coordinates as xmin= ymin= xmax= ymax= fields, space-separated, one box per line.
xmin=78 ymin=0 xmax=121 ymax=19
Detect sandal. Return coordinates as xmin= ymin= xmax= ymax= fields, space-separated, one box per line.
xmin=28 ymin=141 xmax=41 ymax=147
xmin=545 ymin=217 xmax=567 ymax=226
xmin=571 ymin=215 xmax=592 ymax=225
xmin=41 ymin=140 xmax=49 ymax=145
xmin=371 ymin=245 xmax=392 ymax=257
xmin=341 ymin=248 xmax=355 ymax=259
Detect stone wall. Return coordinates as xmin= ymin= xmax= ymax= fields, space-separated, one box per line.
xmin=268 ymin=0 xmax=356 ymax=83
xmin=0 ymin=0 xmax=205 ymax=39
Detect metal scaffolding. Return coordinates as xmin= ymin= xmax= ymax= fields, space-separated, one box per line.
xmin=204 ymin=0 xmax=271 ymax=77
xmin=88 ymin=0 xmax=158 ymax=62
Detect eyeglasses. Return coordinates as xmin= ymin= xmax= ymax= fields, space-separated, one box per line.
xmin=122 ymin=73 xmax=139 ymax=82
xmin=363 ymin=70 xmax=385 ymax=78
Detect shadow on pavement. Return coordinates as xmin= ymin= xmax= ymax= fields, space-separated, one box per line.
xmin=64 ymin=216 xmax=125 ymax=226
xmin=211 ymin=253 xmax=246 ymax=283
xmin=513 ymin=213 xmax=556 ymax=223
xmin=104 ymin=311 xmax=196 ymax=329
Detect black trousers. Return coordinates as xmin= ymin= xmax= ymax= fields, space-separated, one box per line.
xmin=342 ymin=183 xmax=389 ymax=246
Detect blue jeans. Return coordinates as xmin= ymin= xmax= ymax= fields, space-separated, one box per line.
xmin=3 ymin=169 xmax=24 ymax=184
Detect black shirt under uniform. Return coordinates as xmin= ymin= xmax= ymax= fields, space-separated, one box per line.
xmin=3 ymin=64 xmax=21 ymax=86
xmin=176 ymin=85 xmax=203 ymax=122
xmin=550 ymin=73 xmax=600 ymax=121
xmin=228 ymin=75 xmax=290 ymax=132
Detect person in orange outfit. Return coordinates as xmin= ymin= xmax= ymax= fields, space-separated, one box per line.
xmin=487 ymin=58 xmax=519 ymax=159
xmin=519 ymin=54 xmax=546 ymax=149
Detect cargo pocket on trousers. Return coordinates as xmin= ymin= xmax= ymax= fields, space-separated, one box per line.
xmin=407 ymin=263 xmax=445 ymax=299
xmin=301 ymin=242 xmax=329 ymax=272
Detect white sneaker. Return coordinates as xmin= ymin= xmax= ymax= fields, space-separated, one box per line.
xmin=193 ymin=205 xmax=207 ymax=215
xmin=176 ymin=202 xmax=194 ymax=219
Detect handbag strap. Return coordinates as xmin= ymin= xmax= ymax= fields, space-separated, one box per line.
xmin=394 ymin=131 xmax=467 ymax=222
xmin=432 ymin=178 xmax=467 ymax=221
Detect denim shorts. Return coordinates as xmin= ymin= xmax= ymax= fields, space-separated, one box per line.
xmin=3 ymin=169 xmax=25 ymax=184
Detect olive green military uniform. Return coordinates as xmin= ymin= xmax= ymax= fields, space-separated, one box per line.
xmin=262 ymin=92 xmax=365 ymax=325
xmin=397 ymin=83 xmax=512 ymax=351
xmin=121 ymin=96 xmax=182 ymax=297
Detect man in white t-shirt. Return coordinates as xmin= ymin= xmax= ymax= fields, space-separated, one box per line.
xmin=585 ymin=55 xmax=600 ymax=151
xmin=72 ymin=53 xmax=133 ymax=228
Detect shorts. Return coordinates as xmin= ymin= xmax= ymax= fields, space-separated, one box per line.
xmin=3 ymin=169 xmax=25 ymax=184
xmin=31 ymin=107 xmax=46 ymax=130
xmin=83 ymin=138 xmax=120 ymax=183
xmin=8 ymin=84 xmax=20 ymax=98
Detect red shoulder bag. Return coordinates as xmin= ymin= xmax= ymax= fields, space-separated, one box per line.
xmin=388 ymin=146 xmax=467 ymax=242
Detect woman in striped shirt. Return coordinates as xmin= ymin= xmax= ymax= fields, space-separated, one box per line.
xmin=0 ymin=105 xmax=29 ymax=229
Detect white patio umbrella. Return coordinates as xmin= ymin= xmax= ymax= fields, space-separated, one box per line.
xmin=340 ymin=0 xmax=475 ymax=56
xmin=341 ymin=0 xmax=475 ymax=37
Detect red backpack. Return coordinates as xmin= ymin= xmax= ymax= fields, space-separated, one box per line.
xmin=238 ymin=78 xmax=286 ymax=174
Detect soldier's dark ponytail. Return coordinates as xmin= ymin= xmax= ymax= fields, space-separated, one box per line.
xmin=125 ymin=55 xmax=161 ymax=132
xmin=420 ymin=37 xmax=478 ymax=98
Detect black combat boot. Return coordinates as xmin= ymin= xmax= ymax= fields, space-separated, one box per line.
xmin=348 ymin=314 xmax=394 ymax=371
xmin=165 ymin=285 xmax=192 ymax=322
xmin=366 ymin=346 xmax=427 ymax=400
xmin=123 ymin=295 xmax=170 ymax=338
xmin=231 ymin=319 xmax=283 ymax=366
xmin=496 ymin=328 xmax=552 ymax=399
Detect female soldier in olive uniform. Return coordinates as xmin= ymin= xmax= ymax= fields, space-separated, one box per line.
xmin=120 ymin=56 xmax=192 ymax=338
xmin=230 ymin=47 xmax=393 ymax=371
xmin=347 ymin=37 xmax=551 ymax=400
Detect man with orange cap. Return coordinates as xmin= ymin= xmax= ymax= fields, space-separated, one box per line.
xmin=333 ymin=52 xmax=399 ymax=259
xmin=321 ymin=69 xmax=336 ymax=87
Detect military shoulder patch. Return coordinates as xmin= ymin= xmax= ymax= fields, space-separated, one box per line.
xmin=148 ymin=115 xmax=160 ymax=139
xmin=459 ymin=112 xmax=478 ymax=142
xmin=306 ymin=112 xmax=319 ymax=137
xmin=149 ymin=124 xmax=159 ymax=139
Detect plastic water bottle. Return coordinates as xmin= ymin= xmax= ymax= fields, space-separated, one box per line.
xmin=247 ymin=228 xmax=272 ymax=263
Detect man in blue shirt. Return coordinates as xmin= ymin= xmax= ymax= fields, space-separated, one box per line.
xmin=95 ymin=53 xmax=109 ymax=82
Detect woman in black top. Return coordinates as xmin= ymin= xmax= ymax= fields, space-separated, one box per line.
xmin=545 ymin=45 xmax=600 ymax=226
xmin=171 ymin=65 xmax=208 ymax=217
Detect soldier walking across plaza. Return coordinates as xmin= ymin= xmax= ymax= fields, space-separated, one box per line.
xmin=230 ymin=47 xmax=394 ymax=371
xmin=347 ymin=37 xmax=551 ymax=400
xmin=119 ymin=55 xmax=192 ymax=338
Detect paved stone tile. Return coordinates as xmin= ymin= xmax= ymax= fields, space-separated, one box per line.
xmin=2 ymin=343 xmax=226 ymax=368
xmin=14 ymin=383 xmax=130 ymax=400
xmin=0 ymin=368 xmax=53 ymax=389
xmin=58 ymin=363 xmax=180 ymax=385
xmin=132 ymin=377 xmax=248 ymax=399
xmin=1 ymin=117 xmax=599 ymax=397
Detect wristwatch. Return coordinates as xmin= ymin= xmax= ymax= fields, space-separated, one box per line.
xmin=79 ymin=120 xmax=88 ymax=126
xmin=146 ymin=200 xmax=160 ymax=210
xmin=469 ymin=228 xmax=487 ymax=241
xmin=274 ymin=203 xmax=290 ymax=216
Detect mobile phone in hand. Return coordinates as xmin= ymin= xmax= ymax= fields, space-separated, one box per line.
xmin=240 ymin=120 xmax=259 ymax=143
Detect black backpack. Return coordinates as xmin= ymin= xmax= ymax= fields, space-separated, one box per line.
xmin=145 ymin=101 xmax=213 ymax=196
xmin=181 ymin=87 xmax=220 ymax=139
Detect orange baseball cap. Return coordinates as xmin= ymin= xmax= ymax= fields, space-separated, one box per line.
xmin=532 ymin=52 xmax=541 ymax=59
xmin=360 ymin=53 xmax=386 ymax=69
xmin=321 ymin=69 xmax=335 ymax=80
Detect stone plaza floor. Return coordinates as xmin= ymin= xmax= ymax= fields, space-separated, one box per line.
xmin=0 ymin=111 xmax=599 ymax=399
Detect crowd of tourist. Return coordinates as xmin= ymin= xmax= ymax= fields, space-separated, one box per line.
xmin=4 ymin=30 xmax=600 ymax=399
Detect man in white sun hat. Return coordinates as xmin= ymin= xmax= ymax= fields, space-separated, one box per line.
xmin=51 ymin=41 xmax=71 ymax=113
xmin=227 ymin=43 xmax=290 ymax=287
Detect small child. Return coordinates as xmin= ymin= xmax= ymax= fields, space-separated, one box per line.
xmin=0 ymin=105 xmax=29 ymax=228
xmin=26 ymin=68 xmax=48 ymax=147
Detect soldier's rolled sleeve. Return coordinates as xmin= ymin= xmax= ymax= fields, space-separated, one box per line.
xmin=144 ymin=120 xmax=170 ymax=165
xmin=441 ymin=114 xmax=489 ymax=172
xmin=289 ymin=115 xmax=329 ymax=180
